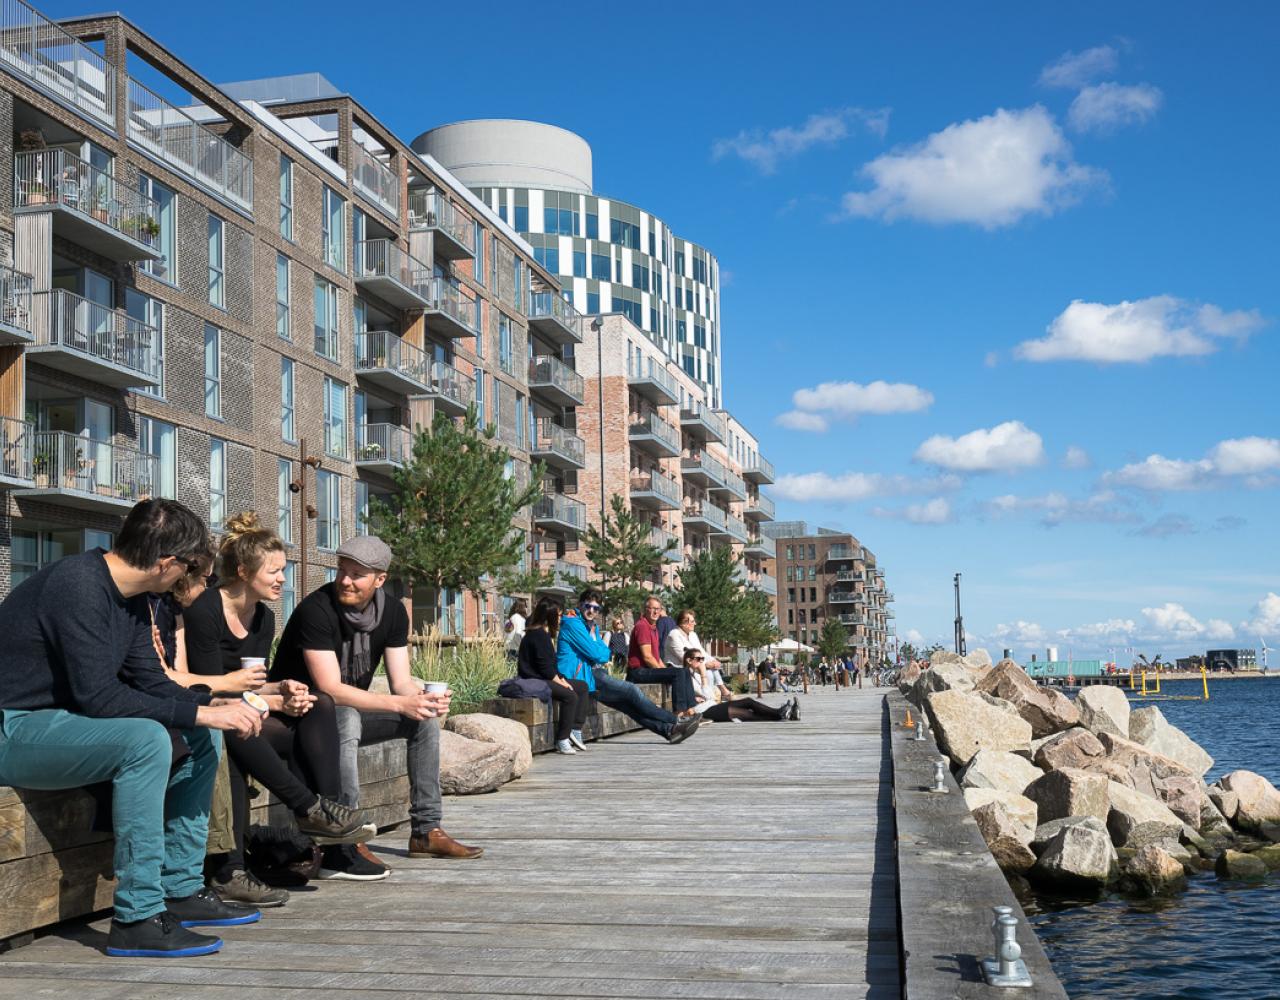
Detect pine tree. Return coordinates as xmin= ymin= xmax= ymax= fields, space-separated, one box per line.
xmin=671 ymin=545 xmax=742 ymax=647
xmin=736 ymin=588 xmax=781 ymax=651
xmin=367 ymin=408 xmax=544 ymax=595
xmin=582 ymin=494 xmax=674 ymax=614
xmin=817 ymin=616 xmax=849 ymax=664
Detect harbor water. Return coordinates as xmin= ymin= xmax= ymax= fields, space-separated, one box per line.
xmin=1024 ymin=678 xmax=1280 ymax=999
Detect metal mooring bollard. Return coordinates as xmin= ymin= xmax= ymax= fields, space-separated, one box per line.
xmin=931 ymin=756 xmax=948 ymax=793
xmin=913 ymin=718 xmax=926 ymax=741
xmin=981 ymin=908 xmax=1033 ymax=988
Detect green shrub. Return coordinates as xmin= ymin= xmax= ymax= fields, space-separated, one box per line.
xmin=729 ymin=673 xmax=752 ymax=694
xmin=410 ymin=637 xmax=510 ymax=716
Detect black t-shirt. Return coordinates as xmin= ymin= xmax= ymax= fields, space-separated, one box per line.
xmin=271 ymin=583 xmax=410 ymax=690
xmin=517 ymin=629 xmax=558 ymax=682
xmin=182 ymin=587 xmax=275 ymax=679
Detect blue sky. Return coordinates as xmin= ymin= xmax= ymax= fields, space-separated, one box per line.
xmin=55 ymin=0 xmax=1280 ymax=661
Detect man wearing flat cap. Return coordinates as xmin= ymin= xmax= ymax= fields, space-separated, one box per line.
xmin=271 ymin=535 xmax=481 ymax=880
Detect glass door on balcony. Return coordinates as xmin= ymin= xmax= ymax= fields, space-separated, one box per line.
xmin=84 ymin=399 xmax=112 ymax=491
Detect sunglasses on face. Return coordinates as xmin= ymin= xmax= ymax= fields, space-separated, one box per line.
xmin=690 ymin=655 xmax=705 ymax=662
xmin=166 ymin=554 xmax=204 ymax=576
xmin=580 ymin=603 xmax=602 ymax=612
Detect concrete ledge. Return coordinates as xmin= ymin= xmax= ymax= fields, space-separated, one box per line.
xmin=886 ymin=690 xmax=1068 ymax=999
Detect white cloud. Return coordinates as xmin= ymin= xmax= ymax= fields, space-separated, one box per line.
xmin=1061 ymin=619 xmax=1139 ymax=641
xmin=838 ymin=106 xmax=1104 ymax=229
xmin=1142 ymin=602 xmax=1209 ymax=637
xmin=776 ymin=410 xmax=828 ymax=433
xmin=1040 ymin=45 xmax=1119 ymax=89
xmin=712 ymin=107 xmax=891 ymax=174
xmin=992 ymin=620 xmax=1049 ymax=643
xmin=1207 ymin=437 xmax=1280 ymax=476
xmin=1105 ymin=455 xmax=1213 ymax=491
xmin=1132 ymin=513 xmax=1197 ymax=538
xmin=1104 ymin=436 xmax=1280 ymax=491
xmin=1063 ymin=446 xmax=1091 ymax=469
xmin=873 ymin=497 xmax=952 ymax=524
xmin=773 ymin=471 xmax=961 ymax=503
xmin=915 ymin=420 xmax=1045 ymax=472
xmin=1069 ymin=83 xmax=1163 ymax=134
xmin=1245 ymin=593 xmax=1280 ymax=635
xmin=1206 ymin=619 xmax=1237 ymax=642
xmin=903 ymin=628 xmax=927 ymax=646
xmin=1016 ymin=296 xmax=1265 ymax=364
xmin=792 ymin=379 xmax=934 ymax=419
xmin=986 ymin=489 xmax=1139 ymax=527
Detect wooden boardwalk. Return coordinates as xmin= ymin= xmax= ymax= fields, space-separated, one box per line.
xmin=0 ymin=689 xmax=900 ymax=999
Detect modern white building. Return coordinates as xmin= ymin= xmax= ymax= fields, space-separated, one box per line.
xmin=412 ymin=121 xmax=725 ymax=408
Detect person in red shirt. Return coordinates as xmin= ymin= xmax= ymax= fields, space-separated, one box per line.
xmin=627 ymin=596 xmax=700 ymax=715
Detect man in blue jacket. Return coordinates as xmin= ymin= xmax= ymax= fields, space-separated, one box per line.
xmin=556 ymin=588 xmax=699 ymax=744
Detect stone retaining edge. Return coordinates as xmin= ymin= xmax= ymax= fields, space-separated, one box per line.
xmin=886 ymin=690 xmax=1070 ymax=999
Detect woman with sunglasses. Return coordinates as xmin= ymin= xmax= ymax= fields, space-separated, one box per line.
xmin=518 ymin=597 xmax=591 ymax=753
xmin=682 ymin=647 xmax=798 ymax=722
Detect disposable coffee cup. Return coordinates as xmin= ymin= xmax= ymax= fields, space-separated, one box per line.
xmin=242 ymin=691 xmax=270 ymax=716
xmin=241 ymin=657 xmax=267 ymax=672
xmin=424 ymin=682 xmax=449 ymax=695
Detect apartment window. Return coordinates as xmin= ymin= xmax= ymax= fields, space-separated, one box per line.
xmin=586 ymin=213 xmax=598 ymax=239
xmin=586 ymin=291 xmax=599 ymax=314
xmin=280 ymin=356 xmax=295 ymax=441
xmin=534 ymin=245 xmax=559 ymax=274
xmin=275 ymin=254 xmax=290 ymax=339
xmin=207 ymin=215 xmax=224 ymax=308
xmin=315 ymin=470 xmax=340 ymax=550
xmin=314 ymin=277 xmax=339 ymax=361
xmin=785 ymin=545 xmax=793 ymax=560
xmin=809 ymin=544 xmax=816 ymax=561
xmin=513 ymin=206 xmax=528 ymax=231
xmin=809 ymin=566 xmax=818 ymax=581
xmin=474 ymin=222 xmax=485 ymax=285
xmin=281 ymin=561 xmax=298 ymax=620
xmin=138 ymin=174 xmax=175 ymax=282
xmin=474 ymin=367 xmax=486 ymax=424
xmin=203 ymin=323 xmax=221 ymax=418
xmin=277 ymin=458 xmax=294 ymax=543
xmin=787 ymin=588 xmax=796 ymax=604
xmin=572 ymin=250 xmax=586 ymax=278
xmin=787 ymin=609 xmax=794 ymax=626
xmin=323 ymin=377 xmax=347 ymax=458
xmin=279 ymin=154 xmax=294 ymax=240
xmin=786 ymin=566 xmax=794 ymax=582
xmin=355 ymin=480 xmax=369 ymax=535
xmin=498 ymin=314 xmax=513 ymax=374
xmin=209 ymin=438 xmax=226 ymax=527
xmin=137 ymin=416 xmax=176 ymax=499
xmin=125 ymin=289 xmax=164 ymax=398
xmin=591 ymin=252 xmax=610 ymax=280
xmin=322 ymin=186 xmax=346 ymax=271
xmin=515 ymin=394 xmax=526 ymax=449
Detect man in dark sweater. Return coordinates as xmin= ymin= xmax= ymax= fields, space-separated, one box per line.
xmin=272 ymin=535 xmax=482 ymax=880
xmin=0 ymin=500 xmax=266 ymax=958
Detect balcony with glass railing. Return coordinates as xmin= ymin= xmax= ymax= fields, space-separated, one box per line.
xmin=0 ymin=416 xmax=34 ymax=487
xmin=742 ymin=454 xmax=775 ymax=485
xmin=351 ymin=143 xmax=398 ymax=219
xmin=757 ymin=572 xmax=778 ymax=597
xmin=0 ymin=264 xmax=33 ymax=345
xmin=0 ymin=0 xmax=114 ymax=126
xmin=722 ymin=512 xmax=749 ymax=543
xmin=14 ymin=148 xmax=161 ymax=261
xmin=355 ymin=423 xmax=412 ymax=475
xmin=530 ymin=419 xmax=585 ymax=471
xmin=354 ymin=329 xmax=430 ymax=396
xmin=31 ymin=289 xmax=160 ymax=388
xmin=17 ymin=429 xmax=156 ymax=512
xmin=423 ymin=358 xmax=474 ymax=417
xmin=627 ymin=353 xmax=678 ymax=406
xmin=650 ymin=525 xmax=682 ymax=562
xmin=538 ymin=558 xmax=588 ymax=596
xmin=744 ymin=491 xmax=776 ymax=522
xmin=528 ymin=290 xmax=584 ymax=346
xmin=825 ymin=544 xmax=857 ymax=562
xmin=679 ymin=402 xmax=725 ymax=443
xmin=680 ymin=450 xmax=727 ymax=489
xmin=408 ymin=189 xmax=474 ymax=261
xmin=829 ymin=591 xmax=859 ymax=604
xmin=835 ymin=569 xmax=864 ymax=584
xmin=533 ymin=491 xmax=585 ymax=536
xmin=711 ymin=467 xmax=747 ymax=502
xmin=423 ymin=277 xmax=477 ymax=339
xmin=353 ymin=240 xmax=430 ymax=310
xmin=528 ymin=354 xmax=584 ymax=408
xmin=125 ymin=77 xmax=252 ymax=211
xmin=682 ymin=501 xmax=726 ymax=533
xmin=743 ymin=533 xmax=776 ymax=559
xmin=628 ymin=410 xmax=680 ymax=458
xmin=629 ymin=469 xmax=681 ymax=510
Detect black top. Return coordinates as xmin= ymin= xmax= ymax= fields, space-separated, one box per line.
xmin=517 ymin=629 xmax=558 ymax=682
xmin=182 ymin=587 xmax=275 ymax=679
xmin=270 ymin=583 xmax=410 ymax=690
xmin=0 ymin=551 xmax=207 ymax=727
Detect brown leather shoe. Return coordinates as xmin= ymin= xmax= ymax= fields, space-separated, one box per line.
xmin=407 ymin=827 xmax=483 ymax=860
xmin=355 ymin=843 xmax=389 ymax=872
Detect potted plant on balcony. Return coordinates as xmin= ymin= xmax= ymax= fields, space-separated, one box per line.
xmin=91 ymin=191 xmax=111 ymax=224
xmin=115 ymin=480 xmax=136 ymax=501
xmin=358 ymin=442 xmax=384 ymax=461
xmin=135 ymin=215 xmax=161 ymax=245
xmin=32 ymin=450 xmax=51 ymax=487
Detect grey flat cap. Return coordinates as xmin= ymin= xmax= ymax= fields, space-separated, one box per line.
xmin=335 ymin=535 xmax=392 ymax=572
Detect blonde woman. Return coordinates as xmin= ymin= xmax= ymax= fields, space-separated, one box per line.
xmin=663 ymin=609 xmax=733 ymax=703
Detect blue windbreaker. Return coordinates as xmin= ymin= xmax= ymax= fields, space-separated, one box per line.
xmin=555 ymin=612 xmax=611 ymax=693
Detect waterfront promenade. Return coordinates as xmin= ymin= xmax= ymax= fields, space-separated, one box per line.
xmin=0 ymin=690 xmax=899 ymax=999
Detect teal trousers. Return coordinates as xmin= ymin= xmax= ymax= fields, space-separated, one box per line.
xmin=0 ymin=708 xmax=219 ymax=922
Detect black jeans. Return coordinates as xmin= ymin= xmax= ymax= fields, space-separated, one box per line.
xmin=627 ymin=665 xmax=698 ymax=712
xmin=703 ymin=697 xmax=787 ymax=722
xmin=550 ymin=679 xmax=593 ymax=741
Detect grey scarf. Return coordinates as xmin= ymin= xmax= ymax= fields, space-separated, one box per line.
xmin=338 ymin=588 xmax=386 ymax=686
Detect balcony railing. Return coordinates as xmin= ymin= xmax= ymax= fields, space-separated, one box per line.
xmin=830 ymin=591 xmax=858 ymax=604
xmin=679 ymin=402 xmax=726 ymax=443
xmin=528 ymin=290 xmax=584 ymax=345
xmin=835 ymin=570 xmax=864 ymax=584
xmin=723 ymin=512 xmax=749 ymax=542
xmin=425 ymin=358 xmax=474 ymax=415
xmin=745 ymin=492 xmax=776 ymax=520
xmin=650 ymin=525 xmax=681 ymax=561
xmin=423 ymin=277 xmax=478 ymax=338
xmin=826 ymin=544 xmax=857 ymax=561
xmin=408 ymin=189 xmax=474 ymax=260
xmin=528 ymin=354 xmax=584 ymax=407
xmin=354 ymin=239 xmax=430 ymax=310
xmin=838 ymin=614 xmax=863 ymax=627
xmin=126 ymin=77 xmax=252 ymax=211
xmin=355 ymin=423 xmax=412 ymax=469
xmin=14 ymin=148 xmax=161 ymax=259
xmin=627 ymin=353 xmax=678 ymax=405
xmin=0 ymin=263 xmax=33 ymax=343
xmin=742 ymin=454 xmax=775 ymax=485
xmin=714 ymin=467 xmax=747 ymax=501
xmin=534 ymin=492 xmax=585 ymax=533
xmin=682 ymin=501 xmax=726 ymax=531
xmin=681 ymin=450 xmax=727 ymax=487
xmin=351 ymin=143 xmax=398 ymax=218
xmin=34 ymin=289 xmax=161 ymax=387
xmin=354 ymin=329 xmax=429 ymax=392
xmin=23 ymin=429 xmax=156 ymax=507
xmin=0 ymin=0 xmax=114 ymax=126
xmin=531 ymin=419 xmax=585 ymax=469
xmin=744 ymin=534 xmax=776 ymax=558
xmin=629 ymin=470 xmax=681 ymax=508
xmin=628 ymin=411 xmax=680 ymax=456
xmin=757 ymin=573 xmax=778 ymax=597
xmin=543 ymin=558 xmax=588 ymax=594
xmin=0 ymin=416 xmax=33 ymax=484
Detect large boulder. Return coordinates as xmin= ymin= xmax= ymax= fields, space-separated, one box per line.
xmin=1106 ymin=782 xmax=1184 ymax=848
xmin=972 ymin=800 xmax=1036 ymax=873
xmin=1035 ymin=728 xmax=1105 ymax=771
xmin=964 ymin=648 xmax=994 ymax=669
xmin=1128 ymin=707 xmax=1213 ymax=777
xmin=438 ymin=729 xmax=517 ymax=795
xmin=1215 ymin=850 xmax=1268 ymax=881
xmin=1150 ymin=774 xmax=1204 ymax=828
xmin=930 ymin=650 xmax=965 ymax=667
xmin=958 ymin=749 xmax=1043 ymax=797
xmin=896 ymin=662 xmax=923 ymax=696
xmin=915 ymin=662 xmax=976 ymax=701
xmin=1097 ymin=732 xmax=1195 ymax=784
xmin=1025 ymin=768 xmax=1110 ymax=824
xmin=926 ymin=689 xmax=1033 ymax=765
xmin=444 ymin=713 xmax=534 ymax=779
xmin=1208 ymin=785 xmax=1240 ymax=824
xmin=1031 ymin=815 xmax=1109 ymax=853
xmin=1250 ymin=845 xmax=1280 ymax=870
xmin=977 ymin=661 xmax=1080 ymax=737
xmin=1075 ymin=686 xmax=1131 ymax=739
xmin=1218 ymin=771 xmax=1280 ymax=833
xmin=963 ymin=787 xmax=1038 ymax=836
xmin=1123 ymin=845 xmax=1187 ymax=895
xmin=1031 ymin=823 xmax=1118 ymax=890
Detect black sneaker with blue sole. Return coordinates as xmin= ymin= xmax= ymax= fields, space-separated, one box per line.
xmin=166 ymin=886 xmax=262 ymax=927
xmin=106 ymin=911 xmax=223 ymax=958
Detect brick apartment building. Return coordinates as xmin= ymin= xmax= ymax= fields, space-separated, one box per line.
xmin=763 ymin=522 xmax=895 ymax=663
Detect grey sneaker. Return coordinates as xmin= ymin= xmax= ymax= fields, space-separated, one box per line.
xmin=212 ymin=869 xmax=289 ymax=908
xmin=296 ymin=797 xmax=374 ymax=845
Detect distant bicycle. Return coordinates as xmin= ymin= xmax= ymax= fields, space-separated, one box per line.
xmin=875 ymin=666 xmax=900 ymax=687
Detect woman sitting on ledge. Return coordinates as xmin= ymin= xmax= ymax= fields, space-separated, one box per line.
xmin=518 ymin=597 xmax=591 ymax=754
